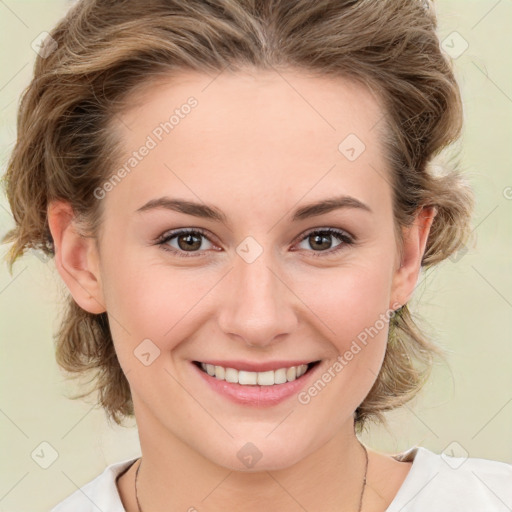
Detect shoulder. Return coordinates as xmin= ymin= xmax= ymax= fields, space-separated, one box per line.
xmin=50 ymin=457 xmax=139 ymax=512
xmin=386 ymin=446 xmax=512 ymax=512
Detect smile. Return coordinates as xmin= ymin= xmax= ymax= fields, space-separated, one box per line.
xmin=193 ymin=361 xmax=320 ymax=386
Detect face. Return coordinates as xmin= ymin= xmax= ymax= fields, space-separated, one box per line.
xmin=50 ymin=68 xmax=432 ymax=471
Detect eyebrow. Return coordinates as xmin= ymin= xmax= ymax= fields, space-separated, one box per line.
xmin=135 ymin=194 xmax=372 ymax=223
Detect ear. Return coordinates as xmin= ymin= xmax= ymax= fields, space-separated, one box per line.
xmin=390 ymin=205 xmax=437 ymax=309
xmin=47 ymin=200 xmax=106 ymax=314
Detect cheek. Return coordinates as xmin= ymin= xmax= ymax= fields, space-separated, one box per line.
xmin=299 ymin=260 xmax=395 ymax=349
xmin=101 ymin=249 xmax=216 ymax=362
xmin=295 ymin=264 xmax=394 ymax=416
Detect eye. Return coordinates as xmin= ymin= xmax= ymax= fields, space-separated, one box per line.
xmin=294 ymin=228 xmax=354 ymax=257
xmin=156 ymin=228 xmax=218 ymax=258
xmin=155 ymin=227 xmax=355 ymax=258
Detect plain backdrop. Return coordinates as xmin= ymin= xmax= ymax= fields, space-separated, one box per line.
xmin=0 ymin=1 xmax=511 ymax=510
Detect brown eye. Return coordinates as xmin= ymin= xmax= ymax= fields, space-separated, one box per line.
xmin=295 ymin=228 xmax=354 ymax=257
xmin=308 ymin=232 xmax=335 ymax=251
xmin=157 ymin=228 xmax=215 ymax=257
xmin=176 ymin=232 xmax=203 ymax=251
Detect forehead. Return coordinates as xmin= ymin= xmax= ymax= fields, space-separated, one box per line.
xmin=106 ymin=69 xmax=390 ymax=217
xmin=117 ymin=68 xmax=384 ymax=147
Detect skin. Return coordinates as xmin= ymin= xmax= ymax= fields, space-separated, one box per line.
xmin=48 ymin=69 xmax=435 ymax=512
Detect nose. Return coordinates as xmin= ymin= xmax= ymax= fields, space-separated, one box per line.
xmin=217 ymin=252 xmax=298 ymax=349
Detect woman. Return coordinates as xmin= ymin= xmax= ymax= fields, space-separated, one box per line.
xmin=2 ymin=0 xmax=511 ymax=510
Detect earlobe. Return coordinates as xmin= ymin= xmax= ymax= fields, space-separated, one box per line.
xmin=390 ymin=206 xmax=437 ymax=309
xmin=47 ymin=200 xmax=106 ymax=314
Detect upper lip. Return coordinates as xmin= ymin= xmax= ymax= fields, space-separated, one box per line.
xmin=194 ymin=360 xmax=319 ymax=372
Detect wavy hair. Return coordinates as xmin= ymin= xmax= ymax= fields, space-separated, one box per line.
xmin=1 ymin=0 xmax=474 ymax=428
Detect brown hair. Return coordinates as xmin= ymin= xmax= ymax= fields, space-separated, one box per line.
xmin=1 ymin=0 xmax=474 ymax=429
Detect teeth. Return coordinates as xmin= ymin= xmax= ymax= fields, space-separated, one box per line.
xmin=200 ymin=363 xmax=310 ymax=386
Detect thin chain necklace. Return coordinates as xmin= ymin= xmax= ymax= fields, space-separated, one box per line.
xmin=134 ymin=441 xmax=368 ymax=512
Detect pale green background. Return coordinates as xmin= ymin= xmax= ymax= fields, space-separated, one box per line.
xmin=0 ymin=1 xmax=511 ymax=510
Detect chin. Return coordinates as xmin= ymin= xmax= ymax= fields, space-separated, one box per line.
xmin=202 ymin=435 xmax=312 ymax=472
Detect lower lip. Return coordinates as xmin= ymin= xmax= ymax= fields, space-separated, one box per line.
xmin=191 ymin=361 xmax=321 ymax=407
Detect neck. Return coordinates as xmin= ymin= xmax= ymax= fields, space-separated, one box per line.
xmin=129 ymin=402 xmax=368 ymax=512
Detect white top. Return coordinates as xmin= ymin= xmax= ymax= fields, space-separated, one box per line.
xmin=50 ymin=446 xmax=512 ymax=511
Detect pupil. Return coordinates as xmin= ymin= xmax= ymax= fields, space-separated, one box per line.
xmin=311 ymin=233 xmax=331 ymax=250
xmin=179 ymin=233 xmax=201 ymax=251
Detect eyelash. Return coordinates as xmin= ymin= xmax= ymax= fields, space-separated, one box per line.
xmin=155 ymin=227 xmax=355 ymax=259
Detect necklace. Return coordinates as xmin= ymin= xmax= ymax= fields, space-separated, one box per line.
xmin=134 ymin=442 xmax=368 ymax=512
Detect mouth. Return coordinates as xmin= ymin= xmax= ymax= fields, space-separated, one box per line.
xmin=192 ymin=360 xmax=321 ymax=386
